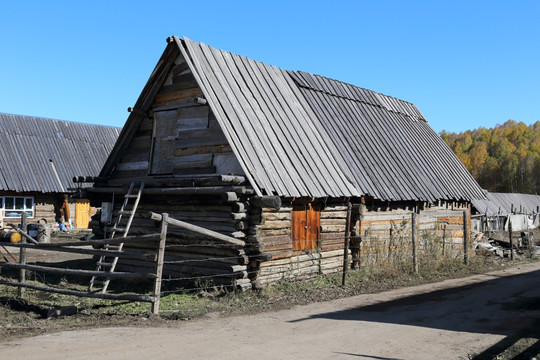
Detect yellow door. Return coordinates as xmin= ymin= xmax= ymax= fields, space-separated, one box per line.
xmin=75 ymin=199 xmax=91 ymax=229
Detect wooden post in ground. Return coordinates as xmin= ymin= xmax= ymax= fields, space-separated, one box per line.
xmin=18 ymin=212 xmax=27 ymax=298
xmin=442 ymin=224 xmax=447 ymax=256
xmin=509 ymin=220 xmax=514 ymax=260
xmin=463 ymin=210 xmax=469 ymax=265
xmin=152 ymin=213 xmax=168 ymax=315
xmin=342 ymin=202 xmax=352 ymax=286
xmin=411 ymin=212 xmax=418 ymax=273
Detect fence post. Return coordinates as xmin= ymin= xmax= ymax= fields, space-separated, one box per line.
xmin=152 ymin=213 xmax=168 ymax=315
xmin=442 ymin=224 xmax=446 ymax=256
xmin=342 ymin=202 xmax=352 ymax=286
xmin=18 ymin=212 xmax=28 ymax=298
xmin=509 ymin=219 xmax=514 ymax=260
xmin=463 ymin=210 xmax=469 ymax=265
xmin=412 ymin=212 xmax=418 ymax=273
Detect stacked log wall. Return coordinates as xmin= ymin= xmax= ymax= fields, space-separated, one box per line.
xmin=250 ymin=202 xmax=348 ymax=288
xmin=109 ymin=193 xmax=252 ymax=290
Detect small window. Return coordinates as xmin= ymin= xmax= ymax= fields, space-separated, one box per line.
xmin=2 ymin=197 xmax=34 ymax=218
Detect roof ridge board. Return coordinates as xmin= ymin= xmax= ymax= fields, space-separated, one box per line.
xmin=264 ymin=64 xmax=344 ymax=196
xmin=324 ymin=92 xmax=394 ymax=199
xmin=181 ymin=37 xmax=266 ymax=196
xmin=362 ymin=104 xmax=438 ymax=201
xmin=307 ymin=91 xmax=382 ymax=196
xmin=302 ymin=89 xmax=376 ymax=197
xmin=236 ymin=56 xmax=312 ymax=196
xmin=293 ymin=71 xmax=426 ymax=121
xmin=216 ymin=47 xmax=301 ymax=196
xmin=279 ymin=67 xmax=362 ymax=196
xmin=354 ymin=101 xmax=424 ymax=201
xmin=334 ymin=95 xmax=403 ymax=200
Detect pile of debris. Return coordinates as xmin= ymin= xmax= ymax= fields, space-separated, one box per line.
xmin=474 ymin=231 xmax=540 ymax=258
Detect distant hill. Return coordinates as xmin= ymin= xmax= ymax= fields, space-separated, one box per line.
xmin=440 ymin=120 xmax=540 ymax=195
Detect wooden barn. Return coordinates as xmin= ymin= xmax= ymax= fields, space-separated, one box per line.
xmin=0 ymin=113 xmax=120 ymax=229
xmin=87 ymin=36 xmax=486 ymax=289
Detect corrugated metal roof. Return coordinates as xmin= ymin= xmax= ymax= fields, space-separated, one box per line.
xmin=0 ymin=113 xmax=120 ymax=193
xmin=178 ymin=37 xmax=485 ymax=201
xmin=472 ymin=192 xmax=540 ymax=215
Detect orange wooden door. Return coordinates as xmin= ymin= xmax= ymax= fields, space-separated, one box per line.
xmin=292 ymin=203 xmax=320 ymax=251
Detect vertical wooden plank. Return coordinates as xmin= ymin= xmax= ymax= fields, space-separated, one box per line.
xmin=508 ymin=219 xmax=514 ymax=261
xmin=342 ymin=202 xmax=352 ymax=286
xmin=18 ymin=212 xmax=27 ymax=298
xmin=306 ymin=203 xmax=320 ymax=250
xmin=291 ymin=204 xmax=306 ymax=251
xmin=411 ymin=212 xmax=418 ymax=273
xmin=463 ymin=210 xmax=469 ymax=265
xmin=442 ymin=224 xmax=446 ymax=256
xmin=152 ymin=213 xmax=168 ymax=315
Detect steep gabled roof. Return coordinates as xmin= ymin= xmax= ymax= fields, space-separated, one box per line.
xmin=472 ymin=192 xmax=540 ymax=215
xmin=0 ymin=113 xmax=120 ymax=193
xmin=100 ymin=36 xmax=486 ymax=202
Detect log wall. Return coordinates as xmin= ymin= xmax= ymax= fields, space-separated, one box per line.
xmin=249 ymin=201 xmax=347 ymax=288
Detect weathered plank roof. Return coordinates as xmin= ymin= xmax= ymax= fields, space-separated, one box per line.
xmin=0 ymin=113 xmax=120 ymax=193
xmin=100 ymin=36 xmax=486 ymax=202
xmin=472 ymin=192 xmax=540 ymax=215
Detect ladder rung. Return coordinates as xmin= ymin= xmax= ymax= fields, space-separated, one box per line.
xmin=97 ymin=261 xmax=113 ymax=267
xmin=125 ymin=195 xmax=139 ymax=199
xmin=91 ymin=279 xmax=106 ymax=285
xmin=111 ymin=227 xmax=126 ymax=233
xmin=118 ymin=210 xmax=133 ymax=215
xmin=104 ymin=244 xmax=120 ymax=250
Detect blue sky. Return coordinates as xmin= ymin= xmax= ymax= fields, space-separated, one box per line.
xmin=0 ymin=0 xmax=538 ymax=133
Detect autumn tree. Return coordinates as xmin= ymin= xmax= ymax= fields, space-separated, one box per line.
xmin=441 ymin=120 xmax=540 ymax=194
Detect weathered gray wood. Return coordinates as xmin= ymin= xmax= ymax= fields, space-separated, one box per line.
xmin=178 ymin=37 xmax=263 ymax=197
xmin=0 ymin=279 xmax=154 ymax=302
xmin=412 ymin=212 xmax=418 ymax=273
xmin=152 ymin=214 xmax=168 ymax=315
xmin=149 ymin=212 xmax=245 ymax=247
xmin=509 ymin=218 xmax=514 ymax=261
xmin=18 ymin=213 xmax=27 ymax=298
xmin=249 ymin=196 xmax=282 ymax=209
xmin=88 ymin=186 xmax=251 ymax=196
xmin=1 ymin=242 xmax=156 ymax=261
xmin=0 ymin=262 xmax=156 ymax=280
xmin=463 ymin=210 xmax=469 ymax=264
xmin=342 ymin=203 xmax=352 ymax=286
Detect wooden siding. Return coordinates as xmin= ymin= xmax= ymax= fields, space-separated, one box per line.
xmin=108 ymin=53 xmax=243 ymax=184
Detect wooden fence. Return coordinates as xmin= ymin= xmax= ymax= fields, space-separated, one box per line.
xmin=0 ymin=213 xmax=168 ymax=314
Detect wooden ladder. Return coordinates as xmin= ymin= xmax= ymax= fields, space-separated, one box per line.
xmin=88 ymin=182 xmax=145 ymax=293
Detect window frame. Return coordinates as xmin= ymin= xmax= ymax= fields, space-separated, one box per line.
xmin=1 ymin=196 xmax=34 ymax=218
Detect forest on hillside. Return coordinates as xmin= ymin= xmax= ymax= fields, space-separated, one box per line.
xmin=441 ymin=120 xmax=540 ymax=195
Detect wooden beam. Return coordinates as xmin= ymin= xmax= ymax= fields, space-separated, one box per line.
xmin=87 ymin=186 xmax=252 ymax=196
xmin=0 ymin=262 xmax=157 ymax=280
xmin=149 ymin=212 xmax=245 ymax=247
xmin=0 ymin=279 xmax=155 ymax=302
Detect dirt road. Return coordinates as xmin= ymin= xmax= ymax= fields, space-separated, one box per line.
xmin=2 ymin=262 xmax=540 ymax=360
